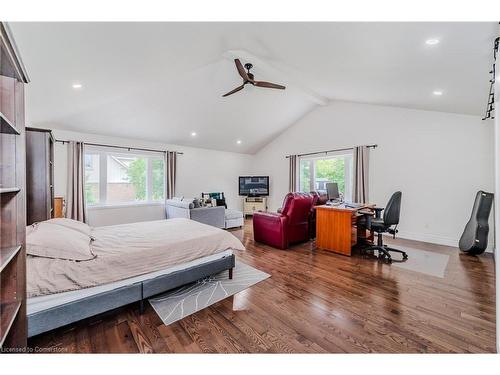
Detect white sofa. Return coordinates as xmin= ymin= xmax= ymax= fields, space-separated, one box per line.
xmin=165 ymin=199 xmax=243 ymax=229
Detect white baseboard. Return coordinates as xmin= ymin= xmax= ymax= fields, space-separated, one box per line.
xmin=384 ymin=230 xmax=494 ymax=253
xmin=384 ymin=230 xmax=457 ymax=247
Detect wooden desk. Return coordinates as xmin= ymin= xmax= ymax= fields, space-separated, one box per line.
xmin=316 ymin=204 xmax=374 ymax=256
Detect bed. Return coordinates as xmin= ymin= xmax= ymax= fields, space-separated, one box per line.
xmin=26 ymin=218 xmax=245 ymax=337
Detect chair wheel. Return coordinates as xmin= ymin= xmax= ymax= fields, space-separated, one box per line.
xmin=386 ymin=257 xmax=392 ymax=264
xmin=403 ymin=254 xmax=408 ymax=260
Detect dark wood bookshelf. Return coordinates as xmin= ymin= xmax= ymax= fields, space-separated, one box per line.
xmin=0 ymin=22 xmax=29 ymax=351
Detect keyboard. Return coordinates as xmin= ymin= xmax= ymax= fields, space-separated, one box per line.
xmin=344 ymin=202 xmax=364 ymax=208
xmin=326 ymin=201 xmax=341 ymax=206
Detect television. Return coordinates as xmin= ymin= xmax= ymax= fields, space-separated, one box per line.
xmin=239 ymin=176 xmax=269 ymax=196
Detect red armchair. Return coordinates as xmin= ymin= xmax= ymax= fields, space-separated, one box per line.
xmin=253 ymin=192 xmax=315 ymax=249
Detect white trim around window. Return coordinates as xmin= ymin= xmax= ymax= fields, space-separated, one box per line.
xmin=87 ymin=201 xmax=165 ymax=210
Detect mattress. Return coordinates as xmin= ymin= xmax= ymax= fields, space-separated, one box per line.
xmin=28 ymin=218 xmax=245 ymax=297
xmin=28 ymin=249 xmax=233 ymax=315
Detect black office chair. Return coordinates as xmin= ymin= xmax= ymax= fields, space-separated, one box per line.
xmin=363 ymin=191 xmax=408 ymax=263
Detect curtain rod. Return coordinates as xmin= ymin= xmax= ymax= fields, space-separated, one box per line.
xmin=285 ymin=144 xmax=377 ymax=159
xmin=54 ymin=139 xmax=184 ymax=155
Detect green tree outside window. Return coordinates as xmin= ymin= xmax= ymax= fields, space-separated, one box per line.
xmin=152 ymin=159 xmax=165 ymax=201
xmin=127 ymin=158 xmax=147 ymax=201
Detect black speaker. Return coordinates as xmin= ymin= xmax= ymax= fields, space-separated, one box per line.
xmin=459 ymin=191 xmax=494 ymax=255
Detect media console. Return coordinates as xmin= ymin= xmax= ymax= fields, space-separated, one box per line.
xmin=243 ymin=196 xmax=268 ymax=217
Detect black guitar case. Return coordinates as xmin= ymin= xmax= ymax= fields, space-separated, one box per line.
xmin=459 ymin=191 xmax=494 ymax=255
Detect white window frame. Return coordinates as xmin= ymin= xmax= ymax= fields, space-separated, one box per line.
xmin=298 ymin=150 xmax=354 ymax=201
xmin=84 ymin=146 xmax=165 ymax=208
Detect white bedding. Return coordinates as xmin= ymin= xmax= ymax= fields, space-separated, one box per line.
xmin=27 ymin=218 xmax=245 ymax=297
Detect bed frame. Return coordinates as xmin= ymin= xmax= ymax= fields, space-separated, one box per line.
xmin=27 ymin=254 xmax=235 ymax=337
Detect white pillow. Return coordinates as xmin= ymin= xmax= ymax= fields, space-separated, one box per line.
xmin=44 ymin=218 xmax=92 ymax=237
xmin=27 ymin=222 xmax=96 ymax=261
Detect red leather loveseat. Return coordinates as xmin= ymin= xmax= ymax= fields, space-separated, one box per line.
xmin=252 ymin=192 xmax=314 ymax=249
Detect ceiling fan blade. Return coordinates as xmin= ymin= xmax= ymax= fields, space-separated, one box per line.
xmin=222 ymin=84 xmax=245 ymax=97
xmin=254 ymin=81 xmax=286 ymax=90
xmin=234 ymin=59 xmax=249 ymax=81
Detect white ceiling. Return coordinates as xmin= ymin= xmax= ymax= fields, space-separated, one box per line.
xmin=9 ymin=22 xmax=498 ymax=154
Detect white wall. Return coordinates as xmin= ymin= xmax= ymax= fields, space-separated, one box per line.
xmin=50 ymin=129 xmax=253 ymax=226
xmin=252 ymin=101 xmax=495 ymax=249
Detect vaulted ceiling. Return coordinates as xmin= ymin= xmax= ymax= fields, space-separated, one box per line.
xmin=9 ymin=22 xmax=497 ymax=153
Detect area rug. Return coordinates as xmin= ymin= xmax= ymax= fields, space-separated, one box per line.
xmin=149 ymin=261 xmax=270 ymax=326
xmin=391 ymin=246 xmax=450 ymax=278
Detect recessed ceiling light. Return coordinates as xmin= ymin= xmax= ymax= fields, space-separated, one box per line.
xmin=72 ymin=83 xmax=83 ymax=89
xmin=433 ymin=90 xmax=443 ymax=96
xmin=425 ymin=39 xmax=440 ymax=45
xmin=190 ymin=132 xmax=197 ymax=137
xmin=236 ymin=140 xmax=242 ymax=145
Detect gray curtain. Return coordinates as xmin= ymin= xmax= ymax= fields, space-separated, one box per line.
xmin=353 ymin=145 xmax=370 ymax=203
xmin=66 ymin=141 xmax=87 ymax=222
xmin=165 ymin=151 xmax=177 ymax=199
xmin=288 ymin=154 xmax=297 ymax=192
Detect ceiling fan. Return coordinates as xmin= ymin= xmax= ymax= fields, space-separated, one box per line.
xmin=222 ymin=59 xmax=286 ymax=97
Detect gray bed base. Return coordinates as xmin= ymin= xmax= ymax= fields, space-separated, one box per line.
xmin=27 ymin=254 xmax=235 ymax=337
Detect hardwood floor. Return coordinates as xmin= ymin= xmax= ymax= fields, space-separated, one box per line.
xmin=28 ymin=219 xmax=496 ymax=353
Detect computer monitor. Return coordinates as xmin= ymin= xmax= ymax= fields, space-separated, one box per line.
xmin=326 ymin=182 xmax=340 ymax=201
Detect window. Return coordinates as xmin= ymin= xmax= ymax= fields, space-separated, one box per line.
xmin=84 ymin=147 xmax=165 ymax=206
xmin=298 ymin=152 xmax=353 ymax=200
xmin=84 ymin=153 xmax=100 ymax=205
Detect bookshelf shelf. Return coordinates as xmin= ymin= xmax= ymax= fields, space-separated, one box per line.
xmin=0 ymin=187 xmax=21 ymax=194
xmin=0 ymin=302 xmax=22 ymax=348
xmin=0 ymin=245 xmax=21 ymax=273
xmin=0 ymin=111 xmax=20 ymax=135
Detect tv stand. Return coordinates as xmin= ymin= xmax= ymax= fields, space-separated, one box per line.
xmin=243 ymin=196 xmax=267 ymax=217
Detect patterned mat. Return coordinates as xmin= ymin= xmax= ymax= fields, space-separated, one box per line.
xmin=149 ymin=261 xmax=270 ymax=326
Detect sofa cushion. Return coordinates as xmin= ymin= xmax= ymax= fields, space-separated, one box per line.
xmin=190 ymin=206 xmax=225 ymax=228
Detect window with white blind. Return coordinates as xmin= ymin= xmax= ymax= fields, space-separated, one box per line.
xmin=84 ymin=147 xmax=165 ymax=206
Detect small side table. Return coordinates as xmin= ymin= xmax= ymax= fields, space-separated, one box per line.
xmin=54 ymin=196 xmax=65 ymax=218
